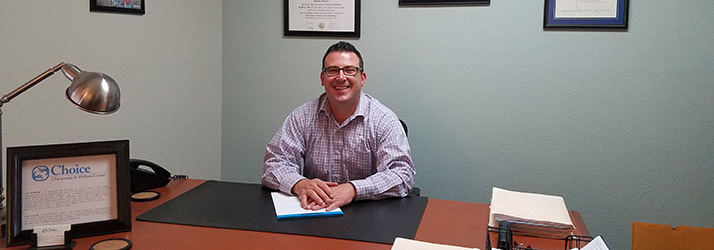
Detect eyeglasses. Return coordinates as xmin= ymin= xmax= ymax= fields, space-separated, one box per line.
xmin=322 ymin=66 xmax=362 ymax=77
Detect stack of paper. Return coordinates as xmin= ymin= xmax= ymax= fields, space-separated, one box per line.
xmin=489 ymin=187 xmax=575 ymax=238
xmin=270 ymin=192 xmax=343 ymax=219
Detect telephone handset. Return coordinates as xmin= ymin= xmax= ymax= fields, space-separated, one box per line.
xmin=130 ymin=159 xmax=187 ymax=193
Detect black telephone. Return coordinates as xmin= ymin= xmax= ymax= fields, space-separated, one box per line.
xmin=130 ymin=159 xmax=187 ymax=193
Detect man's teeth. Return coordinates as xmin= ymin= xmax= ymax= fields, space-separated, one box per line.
xmin=335 ymin=86 xmax=349 ymax=90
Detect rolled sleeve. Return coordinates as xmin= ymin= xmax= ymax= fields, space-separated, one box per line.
xmin=350 ymin=115 xmax=415 ymax=200
xmin=262 ymin=111 xmax=307 ymax=194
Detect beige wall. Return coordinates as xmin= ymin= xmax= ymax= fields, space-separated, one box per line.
xmin=0 ymin=1 xmax=222 ymax=181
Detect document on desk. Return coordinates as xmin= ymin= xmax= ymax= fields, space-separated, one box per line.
xmin=572 ymin=236 xmax=609 ymax=250
xmin=270 ymin=192 xmax=343 ymax=219
xmin=391 ymin=237 xmax=480 ymax=250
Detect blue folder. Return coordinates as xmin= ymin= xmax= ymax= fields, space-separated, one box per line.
xmin=277 ymin=211 xmax=344 ymax=219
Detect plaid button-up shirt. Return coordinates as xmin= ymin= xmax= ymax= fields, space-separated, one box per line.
xmin=262 ymin=92 xmax=415 ymax=200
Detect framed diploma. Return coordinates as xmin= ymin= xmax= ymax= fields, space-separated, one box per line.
xmin=284 ymin=0 xmax=360 ymax=37
xmin=399 ymin=0 xmax=490 ymax=5
xmin=5 ymin=140 xmax=131 ymax=246
xmin=544 ymin=0 xmax=628 ymax=29
xmin=90 ymin=0 xmax=145 ymax=15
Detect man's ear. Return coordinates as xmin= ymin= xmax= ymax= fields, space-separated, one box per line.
xmin=320 ymin=72 xmax=325 ymax=85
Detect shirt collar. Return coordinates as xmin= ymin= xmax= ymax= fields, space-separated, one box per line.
xmin=318 ymin=92 xmax=367 ymax=121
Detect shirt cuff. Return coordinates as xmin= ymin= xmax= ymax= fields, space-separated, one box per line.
xmin=349 ymin=179 xmax=371 ymax=200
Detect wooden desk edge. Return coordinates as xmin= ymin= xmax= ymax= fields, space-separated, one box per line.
xmin=1 ymin=179 xmax=589 ymax=250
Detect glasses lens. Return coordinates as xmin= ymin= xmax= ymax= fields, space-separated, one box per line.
xmin=324 ymin=67 xmax=339 ymax=76
xmin=343 ymin=66 xmax=358 ymax=76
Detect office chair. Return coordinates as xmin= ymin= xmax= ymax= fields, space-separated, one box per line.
xmin=399 ymin=119 xmax=420 ymax=197
xmin=399 ymin=119 xmax=408 ymax=137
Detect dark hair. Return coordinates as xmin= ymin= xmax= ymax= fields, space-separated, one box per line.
xmin=322 ymin=41 xmax=364 ymax=71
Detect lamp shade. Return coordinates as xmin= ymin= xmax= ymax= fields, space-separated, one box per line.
xmin=62 ymin=63 xmax=121 ymax=114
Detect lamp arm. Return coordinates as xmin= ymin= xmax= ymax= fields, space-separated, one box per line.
xmin=0 ymin=62 xmax=66 ymax=106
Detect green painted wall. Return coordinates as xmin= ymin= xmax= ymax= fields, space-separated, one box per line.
xmin=222 ymin=1 xmax=714 ymax=249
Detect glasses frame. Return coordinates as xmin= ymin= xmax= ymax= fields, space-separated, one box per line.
xmin=322 ymin=66 xmax=363 ymax=77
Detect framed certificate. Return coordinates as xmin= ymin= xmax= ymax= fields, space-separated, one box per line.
xmin=5 ymin=140 xmax=131 ymax=246
xmin=544 ymin=0 xmax=628 ymax=29
xmin=284 ymin=0 xmax=360 ymax=37
xmin=90 ymin=0 xmax=145 ymax=15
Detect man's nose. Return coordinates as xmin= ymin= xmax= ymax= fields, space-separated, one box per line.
xmin=335 ymin=70 xmax=348 ymax=80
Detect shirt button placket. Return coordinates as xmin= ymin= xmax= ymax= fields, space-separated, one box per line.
xmin=332 ymin=128 xmax=342 ymax=182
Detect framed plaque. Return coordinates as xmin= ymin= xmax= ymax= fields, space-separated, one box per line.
xmin=544 ymin=0 xmax=629 ymax=29
xmin=5 ymin=140 xmax=131 ymax=246
xmin=90 ymin=0 xmax=145 ymax=15
xmin=284 ymin=0 xmax=360 ymax=37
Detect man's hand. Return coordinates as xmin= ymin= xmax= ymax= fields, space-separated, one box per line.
xmin=324 ymin=183 xmax=356 ymax=211
xmin=292 ymin=179 xmax=337 ymax=210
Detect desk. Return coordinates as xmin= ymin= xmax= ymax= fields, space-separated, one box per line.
xmin=1 ymin=179 xmax=588 ymax=250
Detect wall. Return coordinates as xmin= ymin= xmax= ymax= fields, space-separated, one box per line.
xmin=222 ymin=1 xmax=714 ymax=249
xmin=0 ymin=1 xmax=223 ymax=183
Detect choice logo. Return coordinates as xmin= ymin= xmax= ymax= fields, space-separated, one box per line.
xmin=32 ymin=165 xmax=50 ymax=182
xmin=31 ymin=164 xmax=93 ymax=182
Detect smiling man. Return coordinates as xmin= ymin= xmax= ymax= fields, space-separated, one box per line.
xmin=262 ymin=41 xmax=415 ymax=211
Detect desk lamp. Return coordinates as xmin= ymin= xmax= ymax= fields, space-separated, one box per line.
xmin=0 ymin=62 xmax=121 ymax=221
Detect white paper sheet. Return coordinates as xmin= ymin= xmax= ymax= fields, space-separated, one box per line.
xmin=580 ymin=236 xmax=609 ymax=250
xmin=270 ymin=192 xmax=342 ymax=219
xmin=391 ymin=237 xmax=480 ymax=250
xmin=21 ymin=155 xmax=117 ymax=230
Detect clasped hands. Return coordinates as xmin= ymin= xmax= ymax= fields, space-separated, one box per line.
xmin=292 ymin=178 xmax=356 ymax=211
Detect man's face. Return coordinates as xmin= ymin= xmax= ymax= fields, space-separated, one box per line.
xmin=321 ymin=51 xmax=365 ymax=108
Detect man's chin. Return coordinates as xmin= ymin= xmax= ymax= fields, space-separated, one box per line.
xmin=327 ymin=93 xmax=358 ymax=105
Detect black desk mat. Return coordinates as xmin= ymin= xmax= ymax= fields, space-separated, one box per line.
xmin=136 ymin=180 xmax=428 ymax=244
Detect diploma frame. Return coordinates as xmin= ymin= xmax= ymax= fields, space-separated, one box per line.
xmin=284 ymin=0 xmax=361 ymax=37
xmin=544 ymin=0 xmax=628 ymax=29
xmin=90 ymin=0 xmax=145 ymax=15
xmin=5 ymin=140 xmax=131 ymax=246
xmin=399 ymin=0 xmax=490 ymax=5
